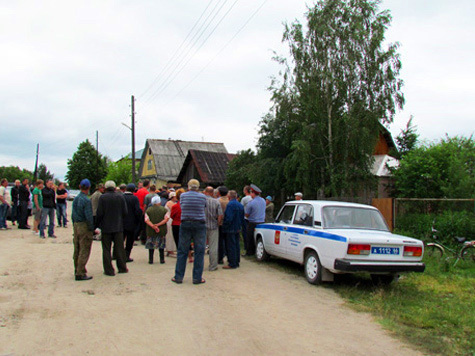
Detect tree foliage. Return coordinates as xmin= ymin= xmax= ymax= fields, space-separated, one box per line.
xmin=65 ymin=140 xmax=108 ymax=191
xmin=255 ymin=0 xmax=404 ymax=198
xmin=224 ymin=149 xmax=256 ymax=191
xmin=391 ymin=116 xmax=419 ymax=159
xmin=37 ymin=163 xmax=54 ymax=182
xmin=393 ymin=136 xmax=475 ymax=198
xmin=0 ymin=166 xmax=33 ymax=182
xmin=105 ymin=159 xmax=132 ymax=186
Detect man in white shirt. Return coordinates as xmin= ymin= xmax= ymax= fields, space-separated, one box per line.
xmin=0 ymin=179 xmax=11 ymax=230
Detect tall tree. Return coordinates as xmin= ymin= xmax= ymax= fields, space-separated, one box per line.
xmin=259 ymin=0 xmax=404 ymax=197
xmin=225 ymin=149 xmax=256 ymax=192
xmin=65 ymin=140 xmax=108 ymax=191
xmin=37 ymin=163 xmax=54 ymax=182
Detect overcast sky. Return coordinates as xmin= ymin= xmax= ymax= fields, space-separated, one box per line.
xmin=1 ymin=0 xmax=474 ymax=180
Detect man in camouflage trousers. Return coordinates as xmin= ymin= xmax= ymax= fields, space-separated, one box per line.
xmin=72 ymin=179 xmax=95 ymax=281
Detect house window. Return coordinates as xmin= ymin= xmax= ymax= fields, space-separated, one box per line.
xmin=147 ymin=159 xmax=152 ymax=170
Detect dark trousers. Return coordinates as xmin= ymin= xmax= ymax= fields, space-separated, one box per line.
xmin=101 ymin=232 xmax=127 ymax=275
xmin=241 ymin=219 xmax=248 ymax=252
xmin=124 ymin=228 xmax=136 ymax=258
xmin=218 ymin=226 xmax=227 ymax=263
xmin=11 ymin=204 xmax=19 ymax=224
xmin=246 ymin=222 xmax=262 ymax=255
xmin=226 ymin=232 xmax=241 ymax=268
xmin=172 ymin=225 xmax=180 ymax=247
xmin=19 ymin=201 xmax=29 ymax=228
xmin=139 ymin=213 xmax=146 ymax=243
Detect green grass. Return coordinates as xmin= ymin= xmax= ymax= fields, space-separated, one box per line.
xmin=249 ymin=256 xmax=475 ymax=356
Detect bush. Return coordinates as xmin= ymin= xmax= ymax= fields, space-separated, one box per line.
xmin=395 ymin=211 xmax=475 ymax=246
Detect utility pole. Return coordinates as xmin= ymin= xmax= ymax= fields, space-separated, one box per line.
xmin=131 ymin=95 xmax=136 ymax=184
xmin=33 ymin=143 xmax=40 ymax=182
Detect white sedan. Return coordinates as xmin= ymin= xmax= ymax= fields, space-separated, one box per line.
xmin=254 ymin=200 xmax=425 ymax=284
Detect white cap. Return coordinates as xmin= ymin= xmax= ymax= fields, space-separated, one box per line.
xmin=294 ymin=192 xmax=303 ymax=197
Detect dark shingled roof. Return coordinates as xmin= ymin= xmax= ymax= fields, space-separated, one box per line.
xmin=177 ymin=150 xmax=236 ymax=185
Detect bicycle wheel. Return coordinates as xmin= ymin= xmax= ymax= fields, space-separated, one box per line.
xmin=426 ymin=243 xmax=443 ymax=258
xmin=460 ymin=245 xmax=475 ymax=262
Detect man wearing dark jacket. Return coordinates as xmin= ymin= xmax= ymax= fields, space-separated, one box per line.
xmin=96 ymin=180 xmax=128 ymax=276
xmin=18 ymin=178 xmax=30 ymax=229
xmin=222 ymin=190 xmax=244 ymax=269
xmin=10 ymin=180 xmax=20 ymax=226
xmin=123 ymin=183 xmax=142 ymax=262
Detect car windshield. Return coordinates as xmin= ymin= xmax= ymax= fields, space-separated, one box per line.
xmin=322 ymin=206 xmax=389 ymax=231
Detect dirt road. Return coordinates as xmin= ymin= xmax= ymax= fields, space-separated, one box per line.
xmin=0 ymin=217 xmax=422 ymax=356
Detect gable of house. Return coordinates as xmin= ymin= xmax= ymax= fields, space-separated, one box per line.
xmin=138 ymin=139 xmax=228 ymax=183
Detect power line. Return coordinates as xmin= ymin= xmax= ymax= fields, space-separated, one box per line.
xmin=165 ymin=0 xmax=269 ymax=107
xmin=141 ymin=0 xmax=239 ymax=110
xmin=143 ymin=0 xmax=239 ymax=106
xmin=138 ymin=0 xmax=215 ymax=100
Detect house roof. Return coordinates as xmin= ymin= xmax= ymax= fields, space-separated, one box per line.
xmin=177 ymin=150 xmax=236 ymax=185
xmin=371 ymin=154 xmax=399 ymax=177
xmin=119 ymin=148 xmax=144 ymax=162
xmin=142 ymin=139 xmax=228 ymax=181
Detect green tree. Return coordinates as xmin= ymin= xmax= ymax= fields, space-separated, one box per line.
xmin=65 ymin=140 xmax=108 ymax=191
xmin=0 ymin=166 xmax=33 ymax=182
xmin=37 ymin=163 xmax=54 ymax=182
xmin=259 ymin=0 xmax=404 ymax=197
xmin=392 ymin=116 xmax=419 ymax=159
xmin=393 ymin=136 xmax=475 ymax=198
xmin=225 ymin=149 xmax=256 ymax=191
xmin=105 ymin=160 xmax=132 ymax=186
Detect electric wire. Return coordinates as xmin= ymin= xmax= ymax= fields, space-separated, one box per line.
xmin=158 ymin=0 xmax=269 ymax=111
xmin=138 ymin=0 xmax=215 ymax=100
xmin=141 ymin=0 xmax=234 ymax=107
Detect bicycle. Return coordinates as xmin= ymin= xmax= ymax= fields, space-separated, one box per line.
xmin=425 ymin=225 xmax=475 ymax=265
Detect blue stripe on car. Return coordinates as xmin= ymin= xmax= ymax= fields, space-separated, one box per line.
xmin=256 ymin=224 xmax=347 ymax=243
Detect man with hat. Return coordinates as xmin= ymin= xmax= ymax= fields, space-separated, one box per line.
xmin=96 ymin=180 xmax=129 ymax=276
xmin=123 ymin=183 xmax=142 ymax=262
xmin=265 ymin=196 xmax=274 ymax=223
xmin=72 ymin=179 xmax=95 ymax=281
xmin=294 ymin=192 xmax=303 ymax=200
xmin=244 ymin=184 xmax=266 ymax=256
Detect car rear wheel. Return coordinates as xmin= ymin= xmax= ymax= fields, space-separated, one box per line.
xmin=255 ymin=237 xmax=270 ymax=262
xmin=304 ymin=250 xmax=322 ymax=285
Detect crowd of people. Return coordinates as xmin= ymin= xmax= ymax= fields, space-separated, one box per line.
xmin=0 ymin=178 xmax=68 ymax=236
xmin=1 ymin=176 xmax=304 ymax=285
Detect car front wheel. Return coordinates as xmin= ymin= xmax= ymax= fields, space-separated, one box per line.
xmin=255 ymin=237 xmax=270 ymax=262
xmin=304 ymin=250 xmax=322 ymax=285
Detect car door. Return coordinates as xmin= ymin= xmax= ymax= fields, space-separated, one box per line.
xmin=270 ymin=204 xmax=296 ymax=257
xmin=287 ymin=204 xmax=315 ymax=260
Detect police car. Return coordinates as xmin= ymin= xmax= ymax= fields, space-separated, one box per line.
xmin=254 ymin=201 xmax=425 ymax=285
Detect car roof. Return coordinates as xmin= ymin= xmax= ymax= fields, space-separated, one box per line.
xmin=285 ymin=200 xmax=378 ymax=210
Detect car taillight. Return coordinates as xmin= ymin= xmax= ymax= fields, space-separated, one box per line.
xmin=403 ymin=246 xmax=422 ymax=257
xmin=347 ymin=244 xmax=370 ymax=255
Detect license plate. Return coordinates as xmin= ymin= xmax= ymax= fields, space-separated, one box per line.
xmin=371 ymin=246 xmax=400 ymax=255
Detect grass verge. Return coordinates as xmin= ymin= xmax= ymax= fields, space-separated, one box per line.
xmin=250 ymin=256 xmax=475 ymax=356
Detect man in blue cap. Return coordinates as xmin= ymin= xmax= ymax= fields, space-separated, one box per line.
xmin=72 ymin=179 xmax=95 ymax=281
xmin=244 ymin=184 xmax=266 ymax=256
